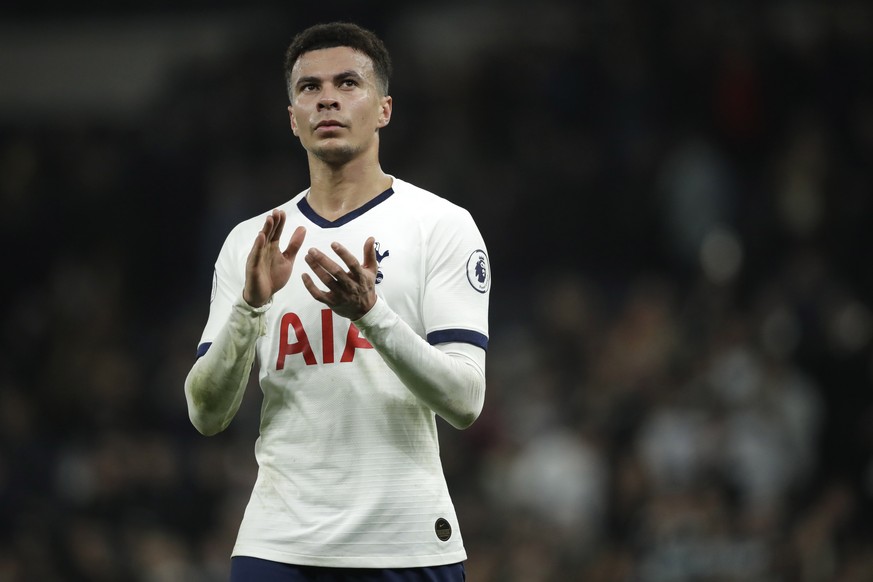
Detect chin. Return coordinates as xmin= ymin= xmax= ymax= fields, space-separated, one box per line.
xmin=312 ymin=144 xmax=358 ymax=164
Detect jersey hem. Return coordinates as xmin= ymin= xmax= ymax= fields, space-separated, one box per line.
xmin=230 ymin=545 xmax=468 ymax=569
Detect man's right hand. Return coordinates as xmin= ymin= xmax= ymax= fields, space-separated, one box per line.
xmin=243 ymin=209 xmax=306 ymax=307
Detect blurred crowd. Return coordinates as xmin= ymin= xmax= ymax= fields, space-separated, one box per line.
xmin=2 ymin=1 xmax=873 ymax=580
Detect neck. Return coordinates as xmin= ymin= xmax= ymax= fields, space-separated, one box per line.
xmin=306 ymin=152 xmax=392 ymax=221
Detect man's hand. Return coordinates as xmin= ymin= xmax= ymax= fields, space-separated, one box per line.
xmin=244 ymin=210 xmax=306 ymax=308
xmin=302 ymin=237 xmax=378 ymax=320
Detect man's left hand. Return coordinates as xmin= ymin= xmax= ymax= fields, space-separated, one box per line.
xmin=302 ymin=237 xmax=378 ymax=320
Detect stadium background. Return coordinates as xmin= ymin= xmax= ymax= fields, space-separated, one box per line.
xmin=2 ymin=0 xmax=873 ymax=580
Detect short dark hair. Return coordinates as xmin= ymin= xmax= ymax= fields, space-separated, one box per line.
xmin=284 ymin=22 xmax=392 ymax=99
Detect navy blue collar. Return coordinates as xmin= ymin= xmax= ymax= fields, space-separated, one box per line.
xmin=297 ymin=187 xmax=395 ymax=228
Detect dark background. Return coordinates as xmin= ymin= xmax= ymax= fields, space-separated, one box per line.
xmin=2 ymin=1 xmax=873 ymax=580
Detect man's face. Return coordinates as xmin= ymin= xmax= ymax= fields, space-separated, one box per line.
xmin=288 ymin=46 xmax=391 ymax=164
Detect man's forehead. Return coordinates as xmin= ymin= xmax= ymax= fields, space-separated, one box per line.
xmin=291 ymin=46 xmax=375 ymax=80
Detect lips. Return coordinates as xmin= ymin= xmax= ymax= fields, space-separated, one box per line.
xmin=315 ymin=120 xmax=345 ymax=131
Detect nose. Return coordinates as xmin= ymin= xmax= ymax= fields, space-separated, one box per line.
xmin=317 ymin=86 xmax=340 ymax=111
xmin=317 ymin=97 xmax=339 ymax=111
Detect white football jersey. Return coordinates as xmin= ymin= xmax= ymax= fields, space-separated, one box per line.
xmin=198 ymin=177 xmax=490 ymax=568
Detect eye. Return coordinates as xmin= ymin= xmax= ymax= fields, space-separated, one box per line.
xmin=341 ymin=78 xmax=359 ymax=88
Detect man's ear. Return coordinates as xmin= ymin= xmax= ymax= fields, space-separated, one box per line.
xmin=377 ymin=96 xmax=392 ymax=129
xmin=288 ymin=105 xmax=299 ymax=136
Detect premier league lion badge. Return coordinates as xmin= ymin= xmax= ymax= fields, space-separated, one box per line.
xmin=466 ymin=249 xmax=490 ymax=293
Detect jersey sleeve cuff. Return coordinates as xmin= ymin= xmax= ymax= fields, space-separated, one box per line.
xmin=353 ymin=296 xmax=397 ymax=333
xmin=233 ymin=295 xmax=273 ymax=316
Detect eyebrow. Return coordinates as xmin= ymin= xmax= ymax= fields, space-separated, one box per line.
xmin=295 ymin=70 xmax=365 ymax=90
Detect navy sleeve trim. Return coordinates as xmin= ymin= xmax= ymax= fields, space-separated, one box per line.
xmin=196 ymin=342 xmax=212 ymax=359
xmin=427 ymin=329 xmax=488 ymax=351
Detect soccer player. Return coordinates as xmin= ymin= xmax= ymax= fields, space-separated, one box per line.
xmin=184 ymin=22 xmax=490 ymax=582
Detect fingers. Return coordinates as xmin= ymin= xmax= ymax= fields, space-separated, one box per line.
xmin=301 ymin=238 xmax=377 ymax=319
xmin=249 ymin=210 xmax=285 ymax=262
xmin=301 ymin=272 xmax=330 ymax=304
xmin=266 ymin=209 xmax=286 ymax=243
xmin=246 ymin=230 xmax=266 ymax=265
xmin=304 ymin=238 xmax=378 ymax=282
xmin=283 ymin=225 xmax=307 ymax=259
xmin=272 ymin=210 xmax=286 ymax=242
xmin=330 ymin=241 xmax=361 ymax=272
xmin=330 ymin=240 xmax=377 ymax=278
xmin=254 ymin=209 xmax=285 ymax=248
xmin=304 ymin=247 xmax=345 ymax=289
xmin=361 ymin=237 xmax=377 ymax=271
